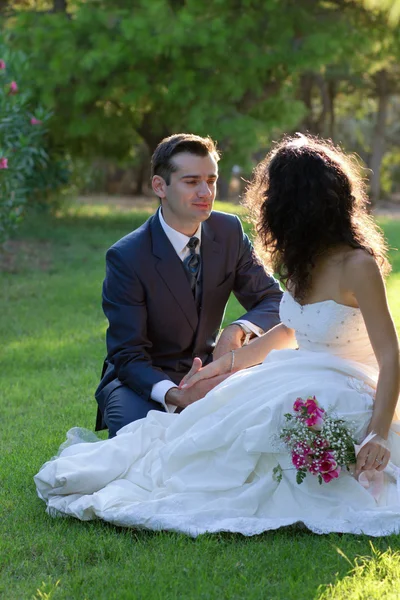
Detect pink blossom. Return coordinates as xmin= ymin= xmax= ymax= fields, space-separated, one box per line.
xmin=321 ymin=468 xmax=341 ymax=483
xmin=293 ymin=441 xmax=312 ymax=456
xmin=9 ymin=81 xmax=18 ymax=95
xmin=292 ymin=453 xmax=307 ymax=468
xmin=305 ymin=413 xmax=324 ymax=429
xmin=304 ymin=396 xmax=324 ymax=415
xmin=0 ymin=157 xmax=8 ymax=169
xmin=309 ymin=459 xmax=321 ymax=475
xmin=319 ymin=452 xmax=341 ymax=482
xmin=304 ymin=396 xmax=325 ymax=429
xmin=293 ymin=398 xmax=305 ymax=411
xmin=320 ymin=450 xmax=337 ymax=466
xmin=30 ymin=117 xmax=42 ymax=125
xmin=0 ymin=60 xmax=5 ymax=70
xmin=313 ymin=437 xmax=329 ymax=449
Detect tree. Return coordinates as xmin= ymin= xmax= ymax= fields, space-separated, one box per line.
xmin=7 ymin=0 xmax=359 ymax=174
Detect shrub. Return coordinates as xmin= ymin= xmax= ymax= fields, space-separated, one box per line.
xmin=0 ymin=45 xmax=68 ymax=244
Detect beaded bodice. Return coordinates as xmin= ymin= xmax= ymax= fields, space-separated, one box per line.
xmin=279 ymin=291 xmax=377 ymax=368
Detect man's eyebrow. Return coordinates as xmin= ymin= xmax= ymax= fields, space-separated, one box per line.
xmin=180 ymin=174 xmax=218 ymax=179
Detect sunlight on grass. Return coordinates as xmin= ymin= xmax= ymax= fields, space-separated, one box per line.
xmin=4 ymin=324 xmax=105 ymax=354
xmin=1 ymin=202 xmax=400 ymax=600
xmin=55 ymin=198 xmax=246 ymax=219
xmin=320 ymin=544 xmax=400 ymax=599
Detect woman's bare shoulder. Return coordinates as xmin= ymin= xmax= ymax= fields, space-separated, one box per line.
xmin=343 ymin=248 xmax=384 ymax=298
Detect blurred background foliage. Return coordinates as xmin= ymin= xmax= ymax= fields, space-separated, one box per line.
xmin=1 ymin=0 xmax=400 ymax=241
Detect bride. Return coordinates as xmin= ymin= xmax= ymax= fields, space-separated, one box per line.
xmin=35 ymin=134 xmax=400 ymax=537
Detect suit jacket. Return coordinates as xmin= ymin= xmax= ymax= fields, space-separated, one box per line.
xmin=95 ymin=209 xmax=282 ymax=429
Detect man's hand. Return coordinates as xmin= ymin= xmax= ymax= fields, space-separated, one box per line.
xmin=213 ymin=324 xmax=246 ymax=360
xmin=166 ymin=373 xmax=231 ymax=410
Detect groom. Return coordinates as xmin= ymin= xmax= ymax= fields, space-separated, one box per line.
xmin=95 ymin=133 xmax=282 ymax=437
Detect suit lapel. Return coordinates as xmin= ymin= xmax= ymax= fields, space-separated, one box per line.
xmin=151 ymin=210 xmax=198 ymax=332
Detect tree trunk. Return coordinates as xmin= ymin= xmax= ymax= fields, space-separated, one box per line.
xmin=53 ymin=0 xmax=67 ymax=12
xmin=369 ymin=70 xmax=389 ymax=205
xmin=327 ymin=79 xmax=336 ymax=139
xmin=216 ymin=176 xmax=230 ymax=200
xmin=299 ymin=74 xmax=316 ymax=133
xmin=136 ymin=113 xmax=170 ymax=154
xmin=134 ymin=144 xmax=151 ymax=196
xmin=0 ymin=0 xmax=9 ymax=15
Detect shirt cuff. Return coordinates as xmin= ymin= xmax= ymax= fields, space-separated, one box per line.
xmin=234 ymin=319 xmax=264 ymax=338
xmin=151 ymin=380 xmax=178 ymax=414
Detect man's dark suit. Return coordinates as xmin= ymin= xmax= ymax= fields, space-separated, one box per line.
xmin=95 ymin=209 xmax=282 ymax=431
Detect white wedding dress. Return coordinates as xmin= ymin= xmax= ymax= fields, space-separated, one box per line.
xmin=34 ymin=291 xmax=400 ymax=536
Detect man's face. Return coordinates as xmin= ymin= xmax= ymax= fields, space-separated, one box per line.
xmin=153 ymin=152 xmax=218 ymax=234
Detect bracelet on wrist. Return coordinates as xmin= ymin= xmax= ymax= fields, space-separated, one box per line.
xmin=229 ymin=349 xmax=235 ymax=372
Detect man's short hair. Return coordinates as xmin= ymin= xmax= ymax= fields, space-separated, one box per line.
xmin=151 ymin=133 xmax=220 ymax=184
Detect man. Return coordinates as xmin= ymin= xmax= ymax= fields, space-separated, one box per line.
xmin=95 ymin=133 xmax=282 ymax=437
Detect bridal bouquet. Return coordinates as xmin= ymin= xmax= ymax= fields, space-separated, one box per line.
xmin=273 ymin=396 xmax=357 ymax=485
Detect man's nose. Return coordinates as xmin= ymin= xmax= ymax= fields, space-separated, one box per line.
xmin=198 ymin=181 xmax=212 ymax=197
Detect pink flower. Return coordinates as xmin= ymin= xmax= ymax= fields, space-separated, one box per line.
xmin=313 ymin=437 xmax=329 ymax=449
xmin=305 ymin=413 xmax=324 ymax=429
xmin=293 ymin=441 xmax=312 ymax=456
xmin=0 ymin=157 xmax=8 ymax=169
xmin=292 ymin=453 xmax=307 ymax=468
xmin=318 ymin=451 xmax=341 ymax=482
xmin=304 ymin=396 xmax=324 ymax=415
xmin=320 ymin=456 xmax=336 ymax=470
xmin=0 ymin=60 xmax=5 ymax=70
xmin=321 ymin=468 xmax=341 ymax=483
xmin=9 ymin=81 xmax=18 ymax=95
xmin=309 ymin=459 xmax=321 ymax=475
xmin=304 ymin=396 xmax=325 ymax=429
xmin=293 ymin=398 xmax=305 ymax=412
xmin=30 ymin=117 xmax=42 ymax=125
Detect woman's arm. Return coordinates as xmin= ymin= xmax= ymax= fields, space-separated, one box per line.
xmin=344 ymin=251 xmax=400 ymax=473
xmin=181 ymin=322 xmax=296 ymax=389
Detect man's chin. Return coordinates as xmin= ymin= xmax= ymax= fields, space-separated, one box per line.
xmin=192 ymin=205 xmax=212 ymax=219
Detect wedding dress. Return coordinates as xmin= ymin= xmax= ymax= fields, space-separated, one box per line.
xmin=34 ymin=291 xmax=400 ymax=536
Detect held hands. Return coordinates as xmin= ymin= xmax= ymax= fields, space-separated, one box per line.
xmin=166 ymin=358 xmax=232 ymax=410
xmin=177 ymin=323 xmax=245 ymax=391
xmin=179 ymin=353 xmax=233 ymax=391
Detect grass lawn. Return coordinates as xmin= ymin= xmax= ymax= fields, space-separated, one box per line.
xmin=1 ymin=199 xmax=400 ymax=600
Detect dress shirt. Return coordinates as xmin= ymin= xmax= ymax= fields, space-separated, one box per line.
xmin=151 ymin=209 xmax=263 ymax=412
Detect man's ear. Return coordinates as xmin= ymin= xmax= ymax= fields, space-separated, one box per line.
xmin=152 ymin=175 xmax=167 ymax=199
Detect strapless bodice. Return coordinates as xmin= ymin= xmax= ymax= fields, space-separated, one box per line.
xmin=279 ymin=291 xmax=377 ymax=368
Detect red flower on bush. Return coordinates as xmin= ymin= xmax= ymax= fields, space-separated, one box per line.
xmin=9 ymin=81 xmax=18 ymax=95
xmin=0 ymin=60 xmax=5 ymax=70
xmin=0 ymin=157 xmax=8 ymax=169
xmin=30 ymin=117 xmax=42 ymax=125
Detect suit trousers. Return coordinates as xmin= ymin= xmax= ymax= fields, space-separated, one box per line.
xmin=104 ymin=385 xmax=164 ymax=438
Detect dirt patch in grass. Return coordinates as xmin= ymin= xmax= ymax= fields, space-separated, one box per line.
xmin=0 ymin=239 xmax=52 ymax=273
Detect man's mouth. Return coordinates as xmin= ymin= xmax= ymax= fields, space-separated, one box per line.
xmin=193 ymin=202 xmax=211 ymax=209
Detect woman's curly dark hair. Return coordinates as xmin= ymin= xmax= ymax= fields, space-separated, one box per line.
xmin=244 ymin=134 xmax=391 ymax=301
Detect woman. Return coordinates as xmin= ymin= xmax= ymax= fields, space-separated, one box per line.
xmin=35 ymin=134 xmax=400 ymax=536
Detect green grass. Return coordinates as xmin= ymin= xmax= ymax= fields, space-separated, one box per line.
xmin=1 ymin=200 xmax=400 ymax=600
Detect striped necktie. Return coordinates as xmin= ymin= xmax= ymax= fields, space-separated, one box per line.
xmin=183 ymin=237 xmax=201 ymax=295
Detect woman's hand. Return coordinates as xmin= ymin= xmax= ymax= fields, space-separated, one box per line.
xmin=355 ymin=437 xmax=390 ymax=477
xmin=179 ymin=353 xmax=232 ymax=390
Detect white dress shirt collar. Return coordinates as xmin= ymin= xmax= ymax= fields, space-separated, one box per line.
xmin=158 ymin=208 xmax=202 ymax=258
